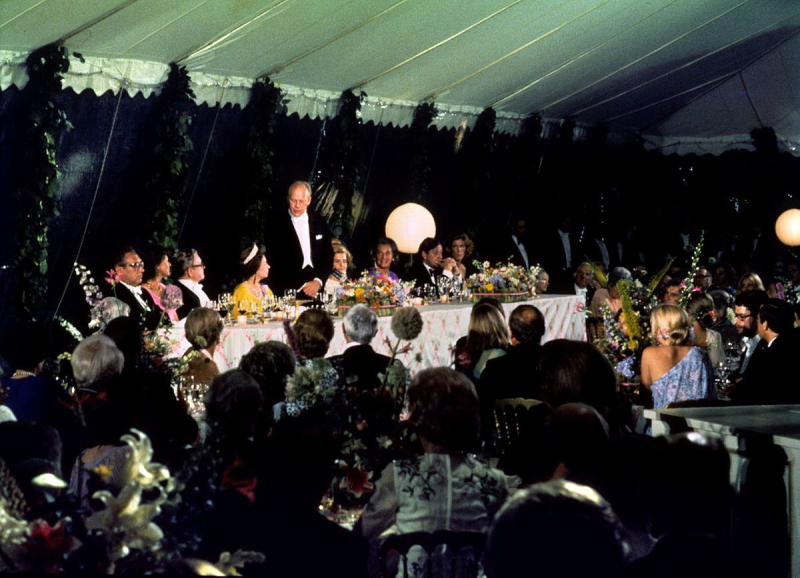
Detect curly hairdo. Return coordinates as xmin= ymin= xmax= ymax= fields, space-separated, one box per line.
xmin=650 ymin=304 xmax=691 ymax=345
xmin=408 ymin=367 xmax=480 ymax=454
xmin=294 ymin=309 xmax=335 ymax=359
xmin=185 ymin=307 xmax=223 ymax=349
xmin=239 ymin=341 xmax=296 ymax=407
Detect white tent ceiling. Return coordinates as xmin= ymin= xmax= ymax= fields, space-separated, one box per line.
xmin=1 ymin=0 xmax=799 ymax=154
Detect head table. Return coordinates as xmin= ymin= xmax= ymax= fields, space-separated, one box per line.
xmin=165 ymin=294 xmax=586 ymax=373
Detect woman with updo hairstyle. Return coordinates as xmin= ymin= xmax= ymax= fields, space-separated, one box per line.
xmin=368 ymin=237 xmax=400 ymax=282
xmin=361 ymin=368 xmax=510 ymax=571
xmin=686 ymin=292 xmax=724 ymax=367
xmin=324 ymin=243 xmax=353 ymax=296
xmin=182 ymin=307 xmax=224 ymax=385
xmin=232 ymin=244 xmax=274 ymax=320
xmin=738 ymin=272 xmax=765 ymax=293
xmin=641 ymin=304 xmax=714 ymax=409
xmin=293 ymin=309 xmax=335 ymax=360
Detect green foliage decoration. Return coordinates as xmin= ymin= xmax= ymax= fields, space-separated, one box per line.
xmin=145 ymin=64 xmax=195 ymax=253
xmin=13 ymin=44 xmax=71 ymax=316
xmin=241 ymin=76 xmax=287 ymax=244
xmin=458 ymin=107 xmax=496 ymax=232
xmin=407 ymin=102 xmax=437 ymax=203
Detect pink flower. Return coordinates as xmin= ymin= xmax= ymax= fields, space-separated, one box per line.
xmin=105 ymin=269 xmax=120 ymax=286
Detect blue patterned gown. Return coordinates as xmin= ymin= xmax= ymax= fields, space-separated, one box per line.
xmin=651 ymin=346 xmax=715 ymax=409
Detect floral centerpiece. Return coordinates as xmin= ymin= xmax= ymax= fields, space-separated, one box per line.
xmin=336 ymin=272 xmax=414 ymax=317
xmin=466 ymin=260 xmax=540 ymax=303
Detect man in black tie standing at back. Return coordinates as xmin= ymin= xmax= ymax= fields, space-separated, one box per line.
xmin=265 ymin=181 xmax=333 ymax=299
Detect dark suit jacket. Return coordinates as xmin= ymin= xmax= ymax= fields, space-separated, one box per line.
xmin=174 ymin=281 xmax=202 ymax=321
xmin=730 ymin=335 xmax=798 ymax=405
xmin=479 ymin=340 xmax=543 ymax=404
xmin=498 ymin=235 xmax=532 ymax=268
xmin=115 ymin=283 xmax=161 ymax=330
xmin=541 ymin=228 xmax=577 ymax=283
xmin=404 ymin=259 xmax=443 ymax=296
xmin=265 ymin=210 xmax=333 ymax=296
xmin=328 ymin=344 xmax=391 ymax=394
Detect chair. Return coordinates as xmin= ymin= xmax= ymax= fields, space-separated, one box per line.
xmin=493 ymin=397 xmax=543 ymax=456
xmin=378 ymin=530 xmax=486 ymax=578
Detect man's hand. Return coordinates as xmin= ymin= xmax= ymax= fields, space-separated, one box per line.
xmin=442 ymin=257 xmax=458 ymax=275
xmin=301 ymin=279 xmax=322 ymax=298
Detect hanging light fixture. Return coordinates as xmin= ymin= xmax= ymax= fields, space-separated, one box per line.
xmin=385 ymin=203 xmax=436 ymax=253
xmin=775 ymin=209 xmax=800 ymax=246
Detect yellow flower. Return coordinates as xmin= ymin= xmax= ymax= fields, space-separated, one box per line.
xmin=485 ymin=283 xmax=494 ymax=292
xmin=91 ymin=464 xmax=113 ymax=483
xmin=354 ymin=287 xmax=365 ymax=297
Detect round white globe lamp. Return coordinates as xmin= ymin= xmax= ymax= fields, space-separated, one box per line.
xmin=775 ymin=208 xmax=800 ymax=247
xmin=385 ymin=203 xmax=436 ymax=253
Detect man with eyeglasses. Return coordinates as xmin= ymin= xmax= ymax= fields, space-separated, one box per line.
xmin=692 ymin=266 xmax=712 ymax=291
xmin=729 ymin=289 xmax=768 ymax=380
xmin=174 ymin=249 xmax=210 ymax=322
xmin=112 ymin=247 xmax=160 ymax=331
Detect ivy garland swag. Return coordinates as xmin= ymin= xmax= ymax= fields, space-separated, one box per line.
xmin=241 ymin=76 xmax=287 ymax=245
xmin=458 ymin=106 xmax=496 ymax=235
xmin=407 ymin=102 xmax=437 ymax=203
xmin=13 ymin=44 xmax=71 ymax=317
xmin=144 ymin=64 xmax=195 ymax=254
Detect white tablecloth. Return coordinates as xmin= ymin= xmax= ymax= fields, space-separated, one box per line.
xmin=165 ymin=295 xmax=586 ymax=373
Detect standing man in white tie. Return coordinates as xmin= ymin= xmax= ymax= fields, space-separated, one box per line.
xmin=111 ymin=247 xmax=161 ymax=331
xmin=174 ymin=249 xmax=211 ymax=322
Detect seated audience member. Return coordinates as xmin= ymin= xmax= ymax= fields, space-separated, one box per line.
xmin=787 ymin=258 xmax=800 ymax=284
xmin=535 ymin=269 xmax=550 ymax=294
xmin=239 ymin=341 xmax=296 ymax=426
xmin=174 ymin=249 xmax=210 ymax=321
xmin=448 ymin=232 xmax=478 ymax=280
xmin=405 ymin=237 xmax=460 ymax=297
xmin=710 ymin=262 xmax=737 ymax=294
xmin=204 ymin=370 xmax=264 ymax=457
xmin=568 ymin=261 xmax=596 ymax=304
xmin=590 ymin=266 xmax=632 ymax=317
xmin=642 ymin=304 xmax=714 ymax=410
xmin=111 ymin=246 xmax=161 ymax=330
xmin=462 ymin=303 xmax=510 ymax=380
xmin=325 ymin=243 xmax=352 ymax=296
xmin=729 ymin=298 xmax=798 ymax=405
xmin=484 ymin=480 xmax=627 ymax=578
xmin=658 ymin=278 xmax=682 ymax=305
xmin=692 ymin=266 xmax=712 ymax=291
xmin=368 ymin=237 xmax=400 ymax=282
xmin=708 ymin=289 xmax=738 ymax=344
xmin=183 ymin=308 xmax=223 ymax=386
xmin=231 ymin=244 xmax=273 ymax=320
xmin=141 ymin=249 xmax=178 ymax=322
xmin=293 ymin=309 xmax=335 ymax=361
xmin=686 ymin=292 xmax=724 ymax=367
xmin=328 ymin=305 xmax=392 ymax=393
xmin=728 ymin=290 xmax=768 ymax=380
xmin=1 ymin=322 xmax=71 ymax=423
xmin=361 ymin=368 xmax=511 ymax=572
xmin=738 ymin=272 xmax=765 ymax=293
xmin=547 ymin=403 xmax=611 ymax=486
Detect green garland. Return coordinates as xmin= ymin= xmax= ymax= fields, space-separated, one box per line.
xmin=241 ymin=76 xmax=286 ymax=244
xmin=407 ymin=102 xmax=437 ymax=203
xmin=458 ymin=107 xmax=496 ymax=232
xmin=145 ymin=64 xmax=195 ymax=253
xmin=14 ymin=44 xmax=71 ymax=316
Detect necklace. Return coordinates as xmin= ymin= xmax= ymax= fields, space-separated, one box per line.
xmin=12 ymin=370 xmax=35 ymax=378
xmin=246 ymin=279 xmax=262 ymax=298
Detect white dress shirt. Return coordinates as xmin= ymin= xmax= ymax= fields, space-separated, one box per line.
xmin=120 ymin=281 xmax=151 ymax=312
xmin=178 ymin=279 xmax=210 ymax=307
xmin=558 ymin=229 xmax=572 ymax=269
xmin=289 ymin=209 xmax=313 ymax=269
xmin=594 ymin=237 xmax=610 ymax=270
xmin=512 ymin=235 xmax=530 ymax=269
xmin=740 ymin=335 xmax=761 ymax=374
xmin=574 ymin=284 xmax=588 ymax=299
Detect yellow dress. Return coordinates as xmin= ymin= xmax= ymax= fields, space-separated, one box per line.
xmin=231 ymin=282 xmax=274 ymax=319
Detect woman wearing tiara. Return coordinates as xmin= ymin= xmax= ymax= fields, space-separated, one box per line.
xmin=232 ymin=244 xmax=274 ymax=320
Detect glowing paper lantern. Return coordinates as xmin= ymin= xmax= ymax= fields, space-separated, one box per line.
xmin=385 ymin=203 xmax=436 ymax=253
xmin=775 ymin=209 xmax=800 ymax=246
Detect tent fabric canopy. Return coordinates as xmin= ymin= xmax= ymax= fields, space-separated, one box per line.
xmin=2 ymin=0 xmax=798 ymax=153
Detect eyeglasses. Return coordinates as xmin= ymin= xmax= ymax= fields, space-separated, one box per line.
xmin=734 ymin=313 xmax=752 ymax=321
xmin=190 ymin=263 xmax=206 ymax=269
xmin=120 ymin=261 xmax=144 ymax=269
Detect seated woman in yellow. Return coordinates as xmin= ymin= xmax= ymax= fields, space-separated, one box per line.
xmin=232 ymin=244 xmax=274 ymax=319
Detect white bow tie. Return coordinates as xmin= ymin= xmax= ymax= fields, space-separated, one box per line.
xmin=129 ymin=285 xmax=142 ymax=296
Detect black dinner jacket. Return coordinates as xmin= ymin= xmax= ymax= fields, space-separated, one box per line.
xmin=730 ymin=335 xmax=798 ymax=405
xmin=114 ymin=283 xmax=161 ymax=331
xmin=265 ymin=209 xmax=333 ymax=296
xmin=174 ymin=281 xmax=202 ymax=321
xmin=328 ymin=344 xmax=392 ymax=394
xmin=404 ymin=259 xmax=442 ymax=295
xmin=541 ymin=228 xmax=577 ymax=280
xmin=497 ymin=235 xmax=531 ymax=268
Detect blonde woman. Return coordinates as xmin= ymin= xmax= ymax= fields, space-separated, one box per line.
xmin=464 ymin=303 xmax=510 ymax=379
xmin=641 ymin=304 xmax=714 ymax=409
xmin=738 ymin=272 xmax=765 ymax=293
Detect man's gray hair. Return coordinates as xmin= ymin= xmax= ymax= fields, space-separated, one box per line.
xmin=71 ymin=334 xmax=124 ymax=386
xmin=343 ymin=304 xmax=379 ymax=345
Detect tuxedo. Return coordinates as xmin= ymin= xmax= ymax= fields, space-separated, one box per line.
xmin=265 ymin=209 xmax=333 ymax=296
xmin=730 ymin=335 xmax=798 ymax=405
xmin=478 ymin=340 xmax=543 ymax=403
xmin=115 ymin=283 xmax=161 ymax=331
xmin=328 ymin=344 xmax=391 ymax=394
xmin=541 ymin=228 xmax=577 ymax=284
xmin=499 ymin=235 xmax=532 ymax=269
xmin=404 ymin=259 xmax=443 ymax=296
xmin=174 ymin=281 xmax=202 ymax=321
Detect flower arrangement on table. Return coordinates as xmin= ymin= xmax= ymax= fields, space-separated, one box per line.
xmin=466 ymin=260 xmax=540 ymax=303
xmin=335 ymin=272 xmax=414 ymax=316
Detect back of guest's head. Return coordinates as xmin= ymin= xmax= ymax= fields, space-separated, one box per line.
xmin=473 ymin=297 xmax=503 ymax=316
xmin=733 ymin=289 xmax=768 ymax=312
xmin=239 ymin=342 xmax=296 ymax=408
xmin=708 ymin=289 xmax=733 ymax=318
xmin=103 ymin=315 xmax=141 ymax=369
xmin=0 ymin=421 xmax=63 ymax=475
xmin=294 ymin=309 xmax=335 ymax=359
xmin=343 ymin=304 xmax=378 ymax=345
xmin=539 ymin=340 xmax=617 ymax=414
xmin=686 ymin=292 xmax=716 ymax=329
xmin=508 ymin=304 xmax=545 ymax=345
xmin=466 ymin=303 xmax=510 ymax=358
xmin=408 ymin=367 xmax=479 ymax=454
xmin=173 ymin=249 xmax=198 ymax=278
xmin=649 ymin=304 xmax=691 ymax=345
xmin=239 ymin=244 xmax=265 ymax=281
xmin=3 ymin=321 xmax=50 ymax=371
xmin=738 ymin=271 xmax=765 ymax=292
xmin=547 ymin=403 xmax=610 ymax=485
xmin=185 ymin=307 xmax=223 ymax=350
xmin=607 ymin=267 xmax=632 ymax=288
xmin=417 ymin=237 xmax=440 ymax=256
xmin=758 ymin=298 xmax=795 ymax=335
xmin=71 ymin=334 xmax=124 ymax=386
xmin=205 ymin=370 xmax=264 ymax=445
xmin=484 ymin=480 xmax=626 ymax=578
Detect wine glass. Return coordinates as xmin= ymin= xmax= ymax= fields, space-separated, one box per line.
xmin=238 ymin=300 xmax=248 ymax=319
